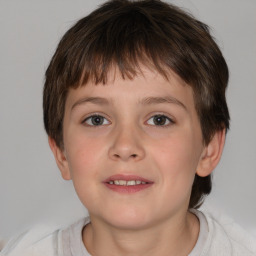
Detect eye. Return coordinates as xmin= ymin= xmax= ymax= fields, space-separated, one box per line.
xmin=147 ymin=114 xmax=174 ymax=126
xmin=83 ymin=115 xmax=110 ymax=126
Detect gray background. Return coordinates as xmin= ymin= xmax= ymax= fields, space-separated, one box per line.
xmin=0 ymin=0 xmax=255 ymax=240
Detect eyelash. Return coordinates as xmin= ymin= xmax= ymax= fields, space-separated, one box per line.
xmin=82 ymin=114 xmax=110 ymax=127
xmin=82 ymin=113 xmax=175 ymax=127
xmin=146 ymin=114 xmax=175 ymax=127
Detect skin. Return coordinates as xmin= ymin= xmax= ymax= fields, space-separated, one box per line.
xmin=49 ymin=67 xmax=225 ymax=256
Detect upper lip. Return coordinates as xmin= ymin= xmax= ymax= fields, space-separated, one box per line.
xmin=103 ymin=174 xmax=154 ymax=183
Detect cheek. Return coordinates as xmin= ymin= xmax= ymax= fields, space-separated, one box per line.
xmin=158 ymin=137 xmax=199 ymax=170
xmin=65 ymin=136 xmax=106 ymax=208
xmin=153 ymin=133 xmax=201 ymax=191
xmin=65 ymin=134 xmax=105 ymax=177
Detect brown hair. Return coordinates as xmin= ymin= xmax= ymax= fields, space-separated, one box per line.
xmin=43 ymin=0 xmax=230 ymax=209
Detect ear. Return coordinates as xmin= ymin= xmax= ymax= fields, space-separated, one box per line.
xmin=48 ymin=137 xmax=71 ymax=180
xmin=196 ymin=129 xmax=226 ymax=177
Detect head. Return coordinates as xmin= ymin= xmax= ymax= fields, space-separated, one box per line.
xmin=43 ymin=0 xmax=229 ymax=209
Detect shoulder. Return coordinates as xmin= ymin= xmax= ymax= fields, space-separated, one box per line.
xmin=1 ymin=218 xmax=89 ymax=256
xmin=1 ymin=224 xmax=60 ymax=256
xmin=200 ymin=209 xmax=256 ymax=256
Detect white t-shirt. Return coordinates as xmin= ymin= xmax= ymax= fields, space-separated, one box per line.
xmin=2 ymin=210 xmax=256 ymax=256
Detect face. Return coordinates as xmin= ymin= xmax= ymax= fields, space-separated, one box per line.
xmin=54 ymin=68 xmax=208 ymax=230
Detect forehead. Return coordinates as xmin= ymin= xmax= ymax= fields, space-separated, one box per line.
xmin=65 ymin=67 xmax=197 ymax=115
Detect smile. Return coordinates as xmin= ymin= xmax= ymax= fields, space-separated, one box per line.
xmin=108 ymin=180 xmax=148 ymax=185
xmin=103 ymin=175 xmax=153 ymax=193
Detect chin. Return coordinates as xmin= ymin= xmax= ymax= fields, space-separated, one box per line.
xmin=100 ymin=208 xmax=153 ymax=230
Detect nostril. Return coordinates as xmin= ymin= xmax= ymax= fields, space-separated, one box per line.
xmin=114 ymin=154 xmax=137 ymax=158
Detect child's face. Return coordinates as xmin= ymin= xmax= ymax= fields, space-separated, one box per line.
xmin=56 ymin=67 xmax=207 ymax=229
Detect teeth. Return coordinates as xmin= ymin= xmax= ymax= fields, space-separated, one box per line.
xmin=127 ymin=180 xmax=136 ymax=186
xmin=119 ymin=180 xmax=126 ymax=186
xmin=108 ymin=180 xmax=148 ymax=186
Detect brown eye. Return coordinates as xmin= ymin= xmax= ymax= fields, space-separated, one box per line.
xmin=147 ymin=115 xmax=173 ymax=126
xmin=153 ymin=115 xmax=168 ymax=125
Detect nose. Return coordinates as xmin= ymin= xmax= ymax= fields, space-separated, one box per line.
xmin=108 ymin=125 xmax=145 ymax=162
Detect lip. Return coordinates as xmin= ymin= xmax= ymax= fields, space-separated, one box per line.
xmin=103 ymin=174 xmax=154 ymax=194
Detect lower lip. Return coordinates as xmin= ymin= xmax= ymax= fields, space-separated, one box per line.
xmin=104 ymin=183 xmax=153 ymax=193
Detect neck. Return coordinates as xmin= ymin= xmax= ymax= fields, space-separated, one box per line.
xmin=82 ymin=211 xmax=199 ymax=256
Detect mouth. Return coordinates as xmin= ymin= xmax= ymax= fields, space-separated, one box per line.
xmin=103 ymin=175 xmax=154 ymax=193
xmin=107 ymin=180 xmax=149 ymax=185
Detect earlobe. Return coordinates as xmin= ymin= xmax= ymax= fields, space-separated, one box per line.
xmin=48 ymin=137 xmax=71 ymax=180
xmin=196 ymin=129 xmax=226 ymax=177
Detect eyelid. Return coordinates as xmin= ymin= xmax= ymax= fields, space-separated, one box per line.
xmin=145 ymin=113 xmax=175 ymax=126
xmin=81 ymin=112 xmax=111 ymax=126
xmin=80 ymin=112 xmax=175 ymax=127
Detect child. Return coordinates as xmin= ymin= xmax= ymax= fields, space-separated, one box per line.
xmin=2 ymin=0 xmax=256 ymax=255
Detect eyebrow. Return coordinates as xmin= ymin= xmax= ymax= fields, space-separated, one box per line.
xmin=139 ymin=96 xmax=187 ymax=110
xmin=71 ymin=97 xmax=110 ymax=110
xmin=71 ymin=96 xmax=187 ymax=111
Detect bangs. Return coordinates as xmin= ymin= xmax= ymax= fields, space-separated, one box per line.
xmin=50 ymin=1 xmax=206 ymax=89
xmin=60 ymin=9 xmax=176 ymax=88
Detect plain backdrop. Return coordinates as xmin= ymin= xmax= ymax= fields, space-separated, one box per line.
xmin=0 ymin=0 xmax=256 ymax=241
